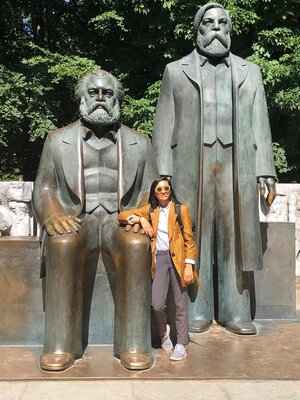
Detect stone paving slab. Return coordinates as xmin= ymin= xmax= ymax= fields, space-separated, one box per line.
xmin=0 ymin=380 xmax=300 ymax=400
xmin=1 ymin=320 xmax=299 ymax=381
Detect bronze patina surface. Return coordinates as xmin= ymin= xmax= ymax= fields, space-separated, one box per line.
xmin=152 ymin=2 xmax=277 ymax=336
xmin=0 ymin=320 xmax=299 ymax=380
xmin=32 ymin=70 xmax=158 ymax=372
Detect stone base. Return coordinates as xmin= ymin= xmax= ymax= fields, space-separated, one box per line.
xmin=0 ymin=222 xmax=296 ymax=345
xmin=0 ymin=321 xmax=299 ymax=380
xmin=255 ymin=222 xmax=296 ymax=319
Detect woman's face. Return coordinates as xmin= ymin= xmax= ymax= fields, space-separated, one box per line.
xmin=154 ymin=180 xmax=171 ymax=204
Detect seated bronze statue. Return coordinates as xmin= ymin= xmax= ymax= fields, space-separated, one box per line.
xmin=32 ymin=69 xmax=158 ymax=371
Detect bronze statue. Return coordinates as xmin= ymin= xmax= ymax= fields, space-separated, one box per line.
xmin=152 ymin=3 xmax=276 ymax=335
xmin=33 ymin=69 xmax=158 ymax=371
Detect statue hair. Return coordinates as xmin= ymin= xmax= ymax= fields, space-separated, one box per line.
xmin=193 ymin=3 xmax=232 ymax=38
xmin=75 ymin=69 xmax=125 ymax=105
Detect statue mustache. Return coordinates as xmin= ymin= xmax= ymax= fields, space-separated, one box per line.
xmin=90 ymin=102 xmax=110 ymax=115
xmin=203 ymin=31 xmax=229 ymax=48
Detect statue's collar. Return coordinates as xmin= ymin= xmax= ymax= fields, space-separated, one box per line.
xmin=198 ymin=52 xmax=230 ymax=67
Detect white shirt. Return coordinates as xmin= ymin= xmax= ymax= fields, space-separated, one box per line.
xmin=156 ymin=205 xmax=170 ymax=251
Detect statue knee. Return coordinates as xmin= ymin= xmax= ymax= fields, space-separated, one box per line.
xmin=114 ymin=227 xmax=150 ymax=255
xmin=46 ymin=219 xmax=99 ymax=254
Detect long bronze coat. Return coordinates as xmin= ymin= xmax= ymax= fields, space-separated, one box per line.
xmin=118 ymin=201 xmax=197 ymax=287
xmin=33 ymin=120 xmax=158 ymax=227
xmin=152 ymin=49 xmax=276 ymax=271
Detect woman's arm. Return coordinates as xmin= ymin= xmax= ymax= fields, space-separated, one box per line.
xmin=117 ymin=204 xmax=150 ymax=224
xmin=181 ymin=205 xmax=197 ymax=261
xmin=117 ymin=204 xmax=154 ymax=237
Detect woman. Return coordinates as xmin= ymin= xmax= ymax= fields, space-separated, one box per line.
xmin=118 ymin=178 xmax=197 ymax=361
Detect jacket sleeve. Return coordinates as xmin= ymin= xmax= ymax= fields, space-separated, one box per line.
xmin=152 ymin=65 xmax=175 ymax=177
xmin=181 ymin=204 xmax=197 ymax=261
xmin=32 ymin=134 xmax=67 ymax=226
xmin=118 ymin=204 xmax=151 ymax=225
xmin=252 ymin=65 xmax=276 ymax=178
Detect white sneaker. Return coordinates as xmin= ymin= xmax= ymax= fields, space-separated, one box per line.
xmin=161 ymin=324 xmax=173 ymax=351
xmin=170 ymin=344 xmax=187 ymax=361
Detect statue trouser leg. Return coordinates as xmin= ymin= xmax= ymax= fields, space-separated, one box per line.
xmin=188 ymin=143 xmax=216 ymax=333
xmin=189 ymin=142 xmax=255 ymax=334
xmin=214 ymin=143 xmax=256 ymax=334
xmin=100 ymin=215 xmax=153 ymax=370
xmin=40 ymin=214 xmax=100 ymax=371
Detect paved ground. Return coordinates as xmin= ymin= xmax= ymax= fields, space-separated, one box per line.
xmin=0 ymin=380 xmax=300 ymax=400
xmin=0 ymin=287 xmax=299 ymax=399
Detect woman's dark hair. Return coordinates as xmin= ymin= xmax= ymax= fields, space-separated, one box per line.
xmin=148 ymin=177 xmax=181 ymax=209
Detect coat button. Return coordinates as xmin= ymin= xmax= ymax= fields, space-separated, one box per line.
xmin=171 ymin=253 xmax=175 ymax=257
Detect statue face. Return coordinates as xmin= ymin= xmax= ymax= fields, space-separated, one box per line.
xmin=197 ymin=7 xmax=231 ymax=58
xmin=80 ymin=75 xmax=121 ymax=125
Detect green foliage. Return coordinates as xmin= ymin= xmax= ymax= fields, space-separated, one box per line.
xmin=272 ymin=142 xmax=291 ymax=174
xmin=123 ymin=81 xmax=161 ymax=134
xmin=0 ymin=0 xmax=299 ymax=181
xmin=0 ymin=42 xmax=99 ymax=179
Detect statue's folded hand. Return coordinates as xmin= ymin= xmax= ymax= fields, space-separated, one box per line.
xmin=44 ymin=214 xmax=82 ymax=236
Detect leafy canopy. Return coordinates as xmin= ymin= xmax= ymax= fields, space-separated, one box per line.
xmin=0 ymin=0 xmax=299 ymax=181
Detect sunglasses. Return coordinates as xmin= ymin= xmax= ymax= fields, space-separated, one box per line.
xmin=155 ymin=186 xmax=171 ymax=193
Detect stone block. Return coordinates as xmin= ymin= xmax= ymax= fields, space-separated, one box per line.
xmin=255 ymin=222 xmax=296 ymax=319
xmin=0 ymin=222 xmax=296 ymax=345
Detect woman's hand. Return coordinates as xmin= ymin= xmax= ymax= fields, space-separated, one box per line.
xmin=140 ymin=216 xmax=154 ymax=238
xmin=183 ymin=263 xmax=194 ymax=285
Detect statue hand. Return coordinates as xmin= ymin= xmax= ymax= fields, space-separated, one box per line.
xmin=44 ymin=214 xmax=82 ymax=236
xmin=258 ymin=177 xmax=276 ymax=206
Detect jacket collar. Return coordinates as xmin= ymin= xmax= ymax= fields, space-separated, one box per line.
xmin=182 ymin=49 xmax=248 ymax=89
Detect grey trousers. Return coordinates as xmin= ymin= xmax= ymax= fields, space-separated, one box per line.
xmin=189 ymin=141 xmax=253 ymax=325
xmin=152 ymin=250 xmax=189 ymax=345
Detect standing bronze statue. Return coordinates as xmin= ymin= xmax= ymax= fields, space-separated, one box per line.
xmin=152 ymin=3 xmax=276 ymax=335
xmin=33 ymin=69 xmax=158 ymax=371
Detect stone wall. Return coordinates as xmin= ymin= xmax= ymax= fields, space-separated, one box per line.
xmin=1 ymin=181 xmax=299 ymax=275
xmin=0 ymin=182 xmax=38 ymax=237
xmin=259 ymin=184 xmax=300 ymax=276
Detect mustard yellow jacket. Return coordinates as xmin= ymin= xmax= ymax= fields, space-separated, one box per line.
xmin=118 ymin=201 xmax=197 ymax=287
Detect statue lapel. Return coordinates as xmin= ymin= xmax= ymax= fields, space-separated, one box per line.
xmin=61 ymin=120 xmax=84 ymax=206
xmin=117 ymin=125 xmax=138 ymax=206
xmin=182 ymin=49 xmax=202 ymax=90
xmin=231 ymin=53 xmax=248 ymax=90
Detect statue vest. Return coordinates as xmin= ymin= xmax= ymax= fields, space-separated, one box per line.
xmin=82 ymin=137 xmax=118 ymax=213
xmin=201 ymin=61 xmax=233 ymax=145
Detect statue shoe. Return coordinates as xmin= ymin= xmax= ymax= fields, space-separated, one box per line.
xmin=225 ymin=321 xmax=257 ymax=335
xmin=120 ymin=352 xmax=154 ymax=370
xmin=189 ymin=320 xmax=210 ymax=333
xmin=39 ymin=352 xmax=75 ymax=371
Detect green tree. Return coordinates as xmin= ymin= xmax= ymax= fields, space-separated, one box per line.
xmin=0 ymin=0 xmax=299 ymax=181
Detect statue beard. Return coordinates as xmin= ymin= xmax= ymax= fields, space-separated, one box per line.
xmin=197 ymin=30 xmax=231 ymax=58
xmin=80 ymin=97 xmax=121 ymax=126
